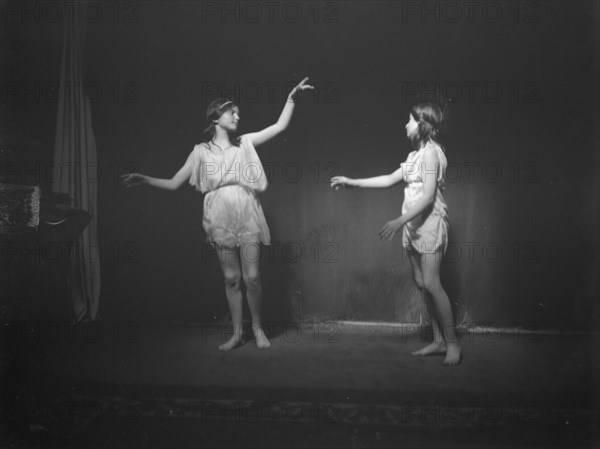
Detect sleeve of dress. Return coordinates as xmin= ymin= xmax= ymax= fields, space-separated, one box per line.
xmin=188 ymin=145 xmax=206 ymax=192
xmin=238 ymin=135 xmax=268 ymax=193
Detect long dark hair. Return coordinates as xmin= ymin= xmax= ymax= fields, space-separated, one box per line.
xmin=202 ymin=98 xmax=241 ymax=146
xmin=409 ymin=101 xmax=449 ymax=150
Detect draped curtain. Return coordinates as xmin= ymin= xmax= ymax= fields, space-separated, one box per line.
xmin=52 ymin=6 xmax=100 ymax=323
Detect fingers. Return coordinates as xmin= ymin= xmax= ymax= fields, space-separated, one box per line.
xmin=120 ymin=173 xmax=142 ymax=187
xmin=378 ymin=225 xmax=396 ymax=240
xmin=288 ymin=78 xmax=314 ymax=102
xmin=297 ymin=77 xmax=314 ymax=91
xmin=300 ymin=83 xmax=314 ymax=91
xmin=330 ymin=176 xmax=344 ymax=188
xmin=379 ymin=230 xmax=394 ymax=240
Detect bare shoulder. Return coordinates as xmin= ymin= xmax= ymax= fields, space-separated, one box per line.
xmin=239 ymin=134 xmax=251 ymax=144
xmin=422 ymin=142 xmax=441 ymax=159
xmin=238 ymin=134 xmax=257 ymax=149
xmin=424 ymin=140 xmax=442 ymax=151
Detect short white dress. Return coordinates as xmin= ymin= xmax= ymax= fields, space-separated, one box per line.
xmin=400 ymin=141 xmax=449 ymax=254
xmin=189 ymin=135 xmax=270 ymax=248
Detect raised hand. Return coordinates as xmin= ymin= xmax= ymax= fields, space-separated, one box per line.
xmin=121 ymin=173 xmax=148 ymax=188
xmin=288 ymin=77 xmax=315 ymax=102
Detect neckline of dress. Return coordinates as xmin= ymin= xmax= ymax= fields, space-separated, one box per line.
xmin=206 ymin=141 xmax=236 ymax=153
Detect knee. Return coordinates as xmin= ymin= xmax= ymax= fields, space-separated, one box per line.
xmin=243 ymin=272 xmax=261 ymax=291
xmin=422 ymin=276 xmax=442 ymax=294
xmin=413 ymin=275 xmax=425 ymax=290
xmin=223 ymin=272 xmax=242 ymax=290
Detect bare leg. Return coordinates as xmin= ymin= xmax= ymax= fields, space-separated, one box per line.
xmin=408 ymin=252 xmax=446 ymax=356
xmin=421 ymin=251 xmax=461 ymax=365
xmin=216 ymin=246 xmax=245 ymax=351
xmin=240 ymin=243 xmax=270 ymax=349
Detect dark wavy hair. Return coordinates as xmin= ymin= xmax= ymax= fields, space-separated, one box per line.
xmin=202 ymin=98 xmax=241 ymax=145
xmin=409 ymin=102 xmax=449 ymax=150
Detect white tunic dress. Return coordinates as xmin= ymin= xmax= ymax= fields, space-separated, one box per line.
xmin=400 ymin=141 xmax=449 ymax=254
xmin=189 ymin=135 xmax=270 ymax=248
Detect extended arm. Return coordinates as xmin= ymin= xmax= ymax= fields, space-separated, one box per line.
xmin=121 ymin=151 xmax=195 ymax=191
xmin=245 ymin=77 xmax=314 ymax=147
xmin=331 ymin=166 xmax=405 ymax=189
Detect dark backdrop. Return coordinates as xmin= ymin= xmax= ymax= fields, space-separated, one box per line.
xmin=3 ymin=1 xmax=598 ymax=330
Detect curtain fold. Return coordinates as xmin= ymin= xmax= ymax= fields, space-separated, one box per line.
xmin=52 ymin=7 xmax=100 ymax=323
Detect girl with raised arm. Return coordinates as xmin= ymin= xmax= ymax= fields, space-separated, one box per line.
xmin=331 ymin=102 xmax=461 ymax=366
xmin=122 ymin=77 xmax=314 ymax=351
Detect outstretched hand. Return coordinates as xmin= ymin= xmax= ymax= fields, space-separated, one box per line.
xmin=288 ymin=77 xmax=314 ymax=102
xmin=121 ymin=173 xmax=148 ymax=188
xmin=330 ymin=176 xmax=353 ymax=190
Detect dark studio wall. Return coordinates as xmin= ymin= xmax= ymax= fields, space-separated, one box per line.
xmin=2 ymin=1 xmax=598 ymax=330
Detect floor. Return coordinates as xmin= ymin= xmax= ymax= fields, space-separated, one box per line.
xmin=1 ymin=320 xmax=598 ymax=448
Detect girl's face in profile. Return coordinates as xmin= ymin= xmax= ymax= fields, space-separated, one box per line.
xmin=216 ymin=106 xmax=240 ymax=132
xmin=405 ymin=113 xmax=418 ymax=139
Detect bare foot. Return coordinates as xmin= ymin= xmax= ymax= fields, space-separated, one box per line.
xmin=443 ymin=343 xmax=461 ymax=366
xmin=411 ymin=341 xmax=447 ymax=356
xmin=252 ymin=327 xmax=271 ymax=349
xmin=218 ymin=334 xmax=245 ymax=351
